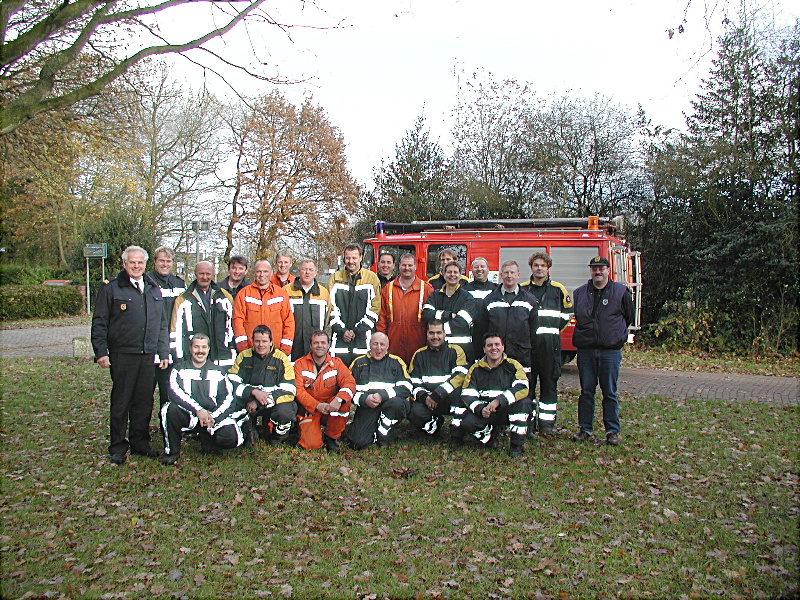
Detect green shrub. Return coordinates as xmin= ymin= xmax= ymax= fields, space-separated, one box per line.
xmin=0 ymin=264 xmax=57 ymax=285
xmin=0 ymin=285 xmax=84 ymax=320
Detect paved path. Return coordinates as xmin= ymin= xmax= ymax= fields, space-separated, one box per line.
xmin=1 ymin=325 xmax=797 ymax=404
xmin=0 ymin=324 xmax=91 ymax=358
xmin=558 ymin=364 xmax=797 ymax=405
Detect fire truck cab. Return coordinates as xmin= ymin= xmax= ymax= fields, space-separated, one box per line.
xmin=363 ymin=216 xmax=642 ymax=364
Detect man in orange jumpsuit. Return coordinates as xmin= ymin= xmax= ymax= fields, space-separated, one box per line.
xmin=232 ymin=259 xmax=295 ymax=355
xmin=376 ymin=253 xmax=433 ymax=366
xmin=293 ymin=330 xmax=356 ymax=452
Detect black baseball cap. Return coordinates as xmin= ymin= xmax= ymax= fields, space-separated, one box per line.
xmin=588 ymin=256 xmax=610 ymax=267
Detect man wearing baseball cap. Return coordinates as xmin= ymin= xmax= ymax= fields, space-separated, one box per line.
xmin=570 ymin=256 xmax=634 ymax=446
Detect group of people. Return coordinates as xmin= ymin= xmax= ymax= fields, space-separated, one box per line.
xmin=91 ymin=242 xmax=633 ymax=466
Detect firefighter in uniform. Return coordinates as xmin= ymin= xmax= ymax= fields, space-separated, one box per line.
xmin=160 ymin=333 xmax=248 ymax=465
xmin=347 ymin=332 xmax=412 ymax=449
xmin=376 ymin=253 xmax=433 ymax=366
xmin=147 ymin=246 xmax=186 ymax=407
xmin=521 ymin=252 xmax=572 ymax=433
xmin=427 ymin=247 xmax=469 ymax=292
xmin=328 ymin=243 xmax=381 ymax=368
xmin=285 ymin=259 xmax=331 ymax=361
xmin=422 ymin=261 xmax=478 ymax=361
xmin=293 ymin=330 xmax=356 ymax=452
xmin=407 ymin=320 xmax=468 ymax=437
xmin=464 ymin=256 xmax=495 ymax=351
xmin=451 ymin=333 xmax=533 ymax=457
xmin=171 ymin=261 xmax=237 ymax=368
xmin=484 ymin=260 xmax=539 ymax=380
xmin=228 ymin=325 xmax=297 ymax=446
xmin=232 ymin=260 xmax=295 ymax=356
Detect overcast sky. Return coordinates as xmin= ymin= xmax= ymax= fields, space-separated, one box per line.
xmin=162 ymin=0 xmax=794 ymax=185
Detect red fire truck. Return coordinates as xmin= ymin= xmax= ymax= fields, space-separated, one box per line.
xmin=363 ymin=216 xmax=642 ymax=364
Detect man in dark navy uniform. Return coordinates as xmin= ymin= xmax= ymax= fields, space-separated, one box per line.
xmin=92 ymin=246 xmax=169 ymax=464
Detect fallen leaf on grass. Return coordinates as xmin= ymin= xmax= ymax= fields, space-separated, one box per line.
xmin=391 ymin=467 xmax=418 ymax=479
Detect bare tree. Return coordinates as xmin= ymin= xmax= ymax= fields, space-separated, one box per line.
xmin=1 ymin=0 xmax=269 ymax=134
xmin=220 ymin=91 xmax=358 ymax=263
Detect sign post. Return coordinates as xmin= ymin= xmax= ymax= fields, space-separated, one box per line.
xmin=83 ymin=243 xmax=108 ymax=313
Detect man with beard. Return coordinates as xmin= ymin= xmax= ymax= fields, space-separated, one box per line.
xmin=407 ymin=320 xmax=468 ymax=437
xmin=160 ymin=334 xmax=248 ymax=465
xmin=377 ymin=253 xmax=432 ymax=366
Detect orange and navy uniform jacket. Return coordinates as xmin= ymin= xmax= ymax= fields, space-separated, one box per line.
xmin=232 ymin=282 xmax=295 ymax=355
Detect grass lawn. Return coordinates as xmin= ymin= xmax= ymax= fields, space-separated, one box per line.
xmin=1 ymin=358 xmax=798 ymax=599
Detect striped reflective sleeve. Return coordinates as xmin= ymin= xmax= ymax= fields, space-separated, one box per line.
xmin=538 ymin=309 xmax=563 ymax=319
xmin=456 ymin=309 xmax=474 ymax=325
xmin=169 ymin=368 xmax=204 ymax=414
xmin=536 ymin=327 xmax=561 ymax=335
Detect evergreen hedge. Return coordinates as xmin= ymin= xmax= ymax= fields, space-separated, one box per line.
xmin=0 ymin=285 xmax=84 ymax=321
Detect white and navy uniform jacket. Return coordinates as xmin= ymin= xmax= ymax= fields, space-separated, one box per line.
xmin=228 ymin=347 xmax=297 ymax=437
xmin=347 ymin=353 xmax=412 ymax=449
xmin=408 ymin=342 xmax=469 ymax=434
xmin=484 ymin=285 xmax=539 ymax=369
xmin=422 ymin=284 xmax=478 ymax=361
xmin=171 ymin=281 xmax=237 ymax=367
xmin=453 ymin=354 xmax=532 ymax=445
xmin=161 ymin=359 xmax=246 ymax=454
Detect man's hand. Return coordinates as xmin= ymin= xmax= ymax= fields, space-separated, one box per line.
xmin=246 ymin=400 xmax=258 ymax=414
xmin=197 ymin=409 xmax=214 ymax=428
xmin=251 ymin=389 xmax=271 ymax=406
xmin=158 ymin=359 xmax=169 ymax=370
xmin=363 ymin=393 xmax=382 ymax=408
xmin=481 ymin=399 xmax=500 ymax=419
xmin=342 ymin=329 xmax=356 ymax=342
xmin=317 ymin=402 xmax=332 ymax=415
xmin=424 ymin=395 xmax=437 ymax=410
xmin=96 ymin=356 xmax=111 ymax=368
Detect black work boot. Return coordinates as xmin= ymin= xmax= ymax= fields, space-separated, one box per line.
xmin=323 ymin=434 xmax=341 ymax=453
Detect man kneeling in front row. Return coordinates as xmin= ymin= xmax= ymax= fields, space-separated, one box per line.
xmin=408 ymin=319 xmax=469 ymax=437
xmin=160 ymin=333 xmax=248 ymax=465
xmin=228 ymin=325 xmax=297 ymax=446
xmin=294 ymin=330 xmax=356 ymax=452
xmin=451 ymin=333 xmax=533 ymax=456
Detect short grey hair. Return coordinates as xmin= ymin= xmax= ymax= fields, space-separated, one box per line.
xmin=122 ymin=245 xmax=148 ymax=263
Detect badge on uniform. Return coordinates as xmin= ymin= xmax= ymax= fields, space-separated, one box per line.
xmin=120 ymin=304 xmax=127 ymax=310
xmin=602 ymin=299 xmax=608 ymax=305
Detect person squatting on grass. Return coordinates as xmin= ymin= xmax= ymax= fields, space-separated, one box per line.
xmin=451 ymin=333 xmax=533 ymax=457
xmin=160 ymin=333 xmax=248 ymax=465
xmin=92 ymin=245 xmax=169 ymax=465
xmin=347 ymin=332 xmax=412 ymax=450
xmin=407 ymin=319 xmax=469 ymax=437
xmin=228 ymin=325 xmax=297 ymax=446
xmin=293 ymin=330 xmax=356 ymax=452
